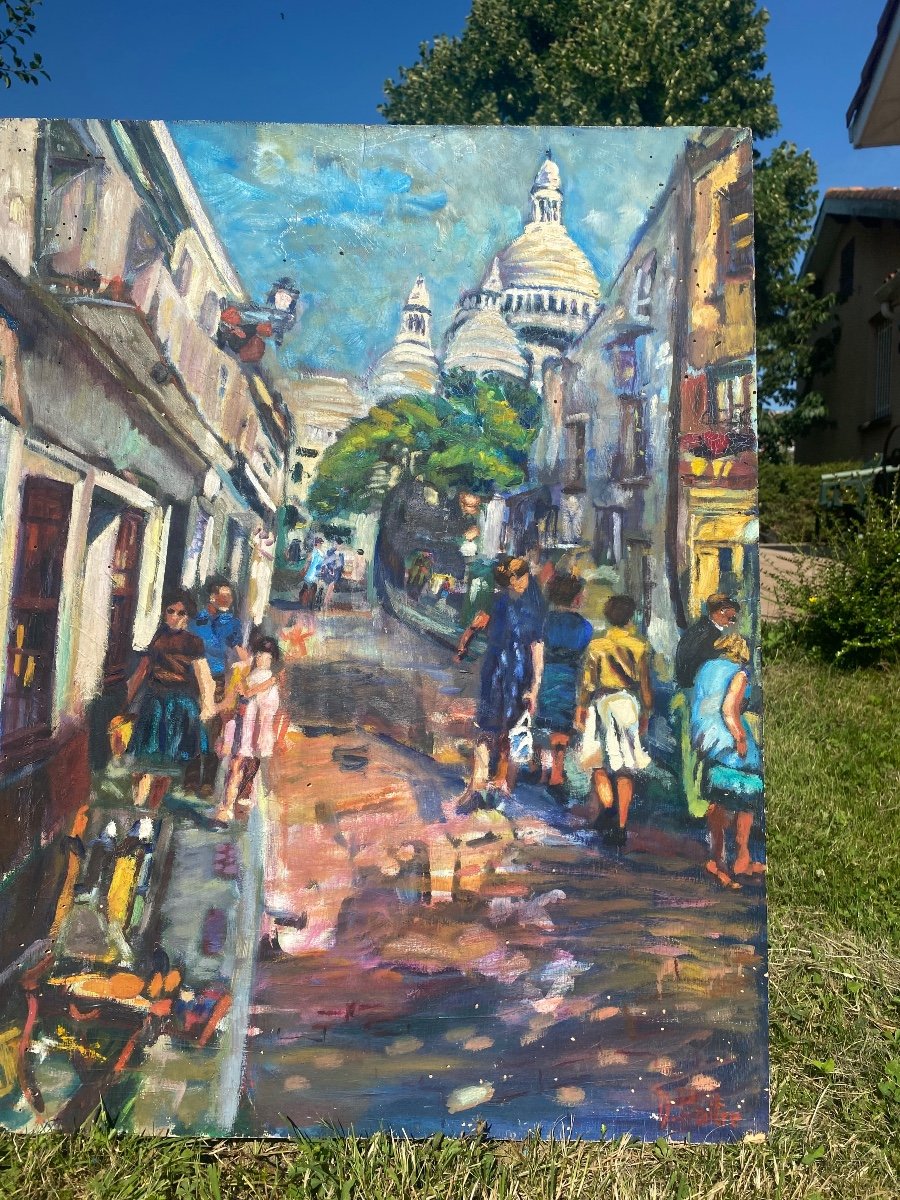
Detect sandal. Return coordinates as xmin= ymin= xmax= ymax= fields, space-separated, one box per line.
xmin=705 ymin=860 xmax=741 ymax=890
xmin=734 ymin=861 xmax=766 ymax=877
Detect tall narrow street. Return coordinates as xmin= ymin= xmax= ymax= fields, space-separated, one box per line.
xmin=237 ymin=607 xmax=768 ymax=1140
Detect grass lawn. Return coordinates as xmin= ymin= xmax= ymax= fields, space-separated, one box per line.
xmin=0 ymin=658 xmax=897 ymax=1198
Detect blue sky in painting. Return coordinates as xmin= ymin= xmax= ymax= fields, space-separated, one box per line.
xmin=171 ymin=123 xmax=691 ymax=379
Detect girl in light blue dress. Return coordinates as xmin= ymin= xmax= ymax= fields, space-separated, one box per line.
xmin=690 ymin=633 xmax=764 ymax=889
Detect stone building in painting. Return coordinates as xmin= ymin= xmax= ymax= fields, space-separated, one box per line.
xmin=282 ymin=372 xmax=369 ymax=512
xmin=557 ymin=154 xmax=691 ymax=660
xmin=0 ymin=119 xmax=289 ymax=972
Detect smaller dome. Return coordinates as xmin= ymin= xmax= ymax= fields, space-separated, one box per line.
xmin=369 ymin=342 xmax=440 ymax=399
xmin=368 ymin=274 xmax=440 ymax=400
xmin=444 ymin=305 xmax=529 ymax=382
xmin=407 ymin=274 xmax=431 ymax=310
xmin=533 ymin=156 xmax=561 ymax=192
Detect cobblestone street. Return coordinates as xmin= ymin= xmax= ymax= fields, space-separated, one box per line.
xmin=238 ymin=608 xmax=768 ymax=1140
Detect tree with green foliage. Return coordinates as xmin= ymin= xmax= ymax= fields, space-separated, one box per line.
xmin=381 ymin=0 xmax=832 ymax=461
xmin=0 ymin=1 xmax=46 ymax=88
xmin=308 ymin=371 xmax=540 ymax=518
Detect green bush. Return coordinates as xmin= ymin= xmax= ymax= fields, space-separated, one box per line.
xmin=770 ymin=496 xmax=900 ymax=668
xmin=758 ymin=460 xmax=861 ymax=544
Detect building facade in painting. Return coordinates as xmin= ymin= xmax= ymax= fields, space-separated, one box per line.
xmin=282 ymin=372 xmax=369 ymax=512
xmin=0 ymin=119 xmax=289 ymax=970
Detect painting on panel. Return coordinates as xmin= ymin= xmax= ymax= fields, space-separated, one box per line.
xmin=0 ymin=121 xmax=766 ymax=1139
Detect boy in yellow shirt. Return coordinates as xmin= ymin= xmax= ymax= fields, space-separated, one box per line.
xmin=575 ymin=595 xmax=653 ymax=847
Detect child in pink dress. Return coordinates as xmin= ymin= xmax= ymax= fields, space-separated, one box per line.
xmin=212 ymin=636 xmax=282 ymax=828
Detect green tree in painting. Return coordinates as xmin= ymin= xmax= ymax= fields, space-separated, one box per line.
xmin=308 ymin=372 xmax=540 ymax=518
xmin=0 ymin=1 xmax=47 ymax=87
xmin=381 ymin=0 xmax=833 ymax=461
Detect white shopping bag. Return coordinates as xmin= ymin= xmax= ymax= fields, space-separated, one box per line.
xmin=508 ymin=710 xmax=533 ymax=765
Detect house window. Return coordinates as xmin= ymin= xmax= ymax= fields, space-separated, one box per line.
xmin=626 ymin=541 xmax=654 ymax=631
xmin=724 ymin=180 xmax=753 ymax=275
xmin=838 ymin=238 xmax=855 ymax=304
xmin=2 ymin=478 xmax=72 ymax=748
xmin=592 ymin=507 xmax=624 ymax=567
xmin=174 ymin=251 xmax=194 ymax=297
xmin=103 ymin=510 xmax=144 ymax=687
xmin=200 ymin=290 xmax=219 ymax=334
xmin=711 ymin=369 xmax=753 ymax=428
xmin=38 ymin=121 xmax=102 ymax=278
xmin=874 ymin=318 xmax=893 ymax=419
xmin=612 ymin=343 xmax=638 ymax=396
xmin=635 ymin=250 xmax=657 ymax=319
xmin=566 ymin=420 xmax=587 ymax=490
xmin=615 ymin=397 xmax=647 ymax=479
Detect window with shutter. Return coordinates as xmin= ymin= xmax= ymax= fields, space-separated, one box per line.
xmin=2 ymin=478 xmax=73 ymax=748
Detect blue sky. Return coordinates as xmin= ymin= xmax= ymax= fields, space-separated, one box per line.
xmin=1 ymin=0 xmax=898 ymax=193
xmin=1 ymin=1 xmax=898 ymax=373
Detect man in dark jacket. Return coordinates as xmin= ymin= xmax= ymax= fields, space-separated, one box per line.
xmin=674 ymin=593 xmax=741 ymax=688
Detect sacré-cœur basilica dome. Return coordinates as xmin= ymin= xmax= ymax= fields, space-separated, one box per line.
xmin=368 ymin=154 xmax=603 ymax=399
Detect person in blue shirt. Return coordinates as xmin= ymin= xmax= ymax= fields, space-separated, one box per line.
xmin=299 ymin=537 xmax=325 ymax=609
xmin=534 ymin=572 xmax=594 ymax=803
xmin=185 ymin=577 xmax=248 ymax=794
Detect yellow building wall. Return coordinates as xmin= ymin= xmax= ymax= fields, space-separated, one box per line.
xmin=688 ymin=142 xmax=754 ymax=368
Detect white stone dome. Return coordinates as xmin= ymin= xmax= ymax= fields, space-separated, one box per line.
xmin=368 ymin=275 xmax=440 ymax=401
xmin=494 ymin=154 xmax=602 ymax=349
xmin=497 ymin=221 xmax=601 ymax=301
xmin=444 ymin=304 xmax=529 ymax=381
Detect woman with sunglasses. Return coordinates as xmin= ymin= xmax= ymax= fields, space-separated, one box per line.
xmin=125 ymin=590 xmax=216 ymax=808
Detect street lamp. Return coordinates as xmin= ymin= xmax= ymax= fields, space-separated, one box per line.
xmin=265 ymin=277 xmax=300 ymax=345
xmin=216 ymin=278 xmax=302 ymax=364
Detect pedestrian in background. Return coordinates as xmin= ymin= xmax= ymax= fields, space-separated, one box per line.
xmin=534 ymin=572 xmax=594 ymax=803
xmin=298 ymin=536 xmax=325 ymax=609
xmin=320 ymin=539 xmax=345 ymax=612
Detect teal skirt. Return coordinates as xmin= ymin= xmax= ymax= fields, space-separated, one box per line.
xmin=129 ymin=690 xmax=208 ymax=774
xmin=705 ymin=762 xmax=764 ymax=818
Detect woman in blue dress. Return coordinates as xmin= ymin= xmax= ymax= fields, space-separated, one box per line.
xmin=690 ymin=632 xmax=764 ymax=889
xmin=454 ymin=556 xmax=545 ymax=811
xmin=534 ymin=572 xmax=593 ymax=802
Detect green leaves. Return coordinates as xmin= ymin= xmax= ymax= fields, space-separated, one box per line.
xmin=381 ymin=0 xmax=777 ymax=134
xmin=308 ymin=371 xmax=542 ymax=517
xmin=877 ymin=1058 xmax=900 ymax=1105
xmin=807 ymin=1057 xmax=836 ymax=1076
xmin=772 ymin=495 xmax=900 ymax=668
xmin=0 ymin=1 xmax=48 ymax=88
